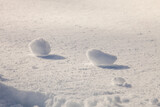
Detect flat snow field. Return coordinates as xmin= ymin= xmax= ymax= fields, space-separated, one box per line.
xmin=0 ymin=0 xmax=160 ymax=107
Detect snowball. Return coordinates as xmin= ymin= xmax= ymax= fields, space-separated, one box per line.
xmin=112 ymin=77 xmax=126 ymax=86
xmin=29 ymin=38 xmax=51 ymax=56
xmin=86 ymin=49 xmax=117 ymax=66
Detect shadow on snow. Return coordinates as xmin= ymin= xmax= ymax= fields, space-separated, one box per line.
xmin=39 ymin=54 xmax=66 ymax=60
xmin=98 ymin=65 xmax=130 ymax=70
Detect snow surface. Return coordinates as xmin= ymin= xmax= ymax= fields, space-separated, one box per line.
xmin=86 ymin=49 xmax=117 ymax=66
xmin=0 ymin=82 xmax=130 ymax=107
xmin=0 ymin=82 xmax=49 ymax=107
xmin=29 ymin=38 xmax=51 ymax=56
xmin=0 ymin=0 xmax=160 ymax=107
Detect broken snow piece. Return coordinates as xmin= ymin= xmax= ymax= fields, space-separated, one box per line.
xmin=86 ymin=49 xmax=117 ymax=66
xmin=112 ymin=77 xmax=126 ymax=86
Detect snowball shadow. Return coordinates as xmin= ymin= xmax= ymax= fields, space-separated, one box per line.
xmin=39 ymin=54 xmax=66 ymax=60
xmin=98 ymin=64 xmax=130 ymax=70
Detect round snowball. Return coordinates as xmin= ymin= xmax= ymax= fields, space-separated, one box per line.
xmin=86 ymin=49 xmax=117 ymax=66
xmin=29 ymin=38 xmax=51 ymax=56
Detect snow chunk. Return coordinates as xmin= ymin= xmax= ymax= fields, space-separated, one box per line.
xmin=84 ymin=96 xmax=125 ymax=107
xmin=112 ymin=77 xmax=132 ymax=88
xmin=53 ymin=97 xmax=66 ymax=107
xmin=29 ymin=38 xmax=51 ymax=56
xmin=86 ymin=49 xmax=117 ymax=66
xmin=112 ymin=77 xmax=126 ymax=86
xmin=65 ymin=100 xmax=82 ymax=107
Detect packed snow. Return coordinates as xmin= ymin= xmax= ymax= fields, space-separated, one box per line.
xmin=0 ymin=82 xmax=49 ymax=107
xmin=0 ymin=82 xmax=131 ymax=107
xmin=84 ymin=95 xmax=130 ymax=107
xmin=0 ymin=0 xmax=160 ymax=107
xmin=29 ymin=38 xmax=51 ymax=57
xmin=86 ymin=49 xmax=117 ymax=66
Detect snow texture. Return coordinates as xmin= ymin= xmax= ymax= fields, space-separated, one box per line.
xmin=47 ymin=95 xmax=129 ymax=107
xmin=29 ymin=38 xmax=51 ymax=56
xmin=0 ymin=83 xmax=131 ymax=107
xmin=64 ymin=100 xmax=82 ymax=107
xmin=84 ymin=96 xmax=128 ymax=107
xmin=86 ymin=49 xmax=117 ymax=66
